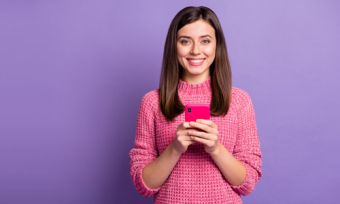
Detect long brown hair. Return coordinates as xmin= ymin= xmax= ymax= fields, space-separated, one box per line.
xmin=159 ymin=6 xmax=232 ymax=121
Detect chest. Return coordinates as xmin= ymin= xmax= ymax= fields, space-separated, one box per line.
xmin=154 ymin=107 xmax=239 ymax=154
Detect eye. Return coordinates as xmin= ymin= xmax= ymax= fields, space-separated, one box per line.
xmin=179 ymin=39 xmax=191 ymax=46
xmin=201 ymin=39 xmax=211 ymax=44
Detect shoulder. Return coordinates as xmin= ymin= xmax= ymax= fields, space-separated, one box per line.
xmin=139 ymin=89 xmax=160 ymax=110
xmin=231 ymin=87 xmax=253 ymax=107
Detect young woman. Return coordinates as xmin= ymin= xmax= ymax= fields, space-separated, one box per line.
xmin=129 ymin=6 xmax=262 ymax=204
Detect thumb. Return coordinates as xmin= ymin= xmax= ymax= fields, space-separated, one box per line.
xmin=183 ymin=122 xmax=190 ymax=129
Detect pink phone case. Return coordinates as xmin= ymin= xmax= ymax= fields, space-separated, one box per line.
xmin=185 ymin=104 xmax=210 ymax=122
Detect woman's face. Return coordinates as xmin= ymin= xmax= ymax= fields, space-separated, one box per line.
xmin=176 ymin=19 xmax=216 ymax=83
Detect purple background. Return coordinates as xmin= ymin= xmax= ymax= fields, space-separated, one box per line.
xmin=1 ymin=1 xmax=339 ymax=203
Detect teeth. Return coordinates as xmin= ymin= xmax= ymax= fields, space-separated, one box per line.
xmin=187 ymin=58 xmax=204 ymax=66
xmin=190 ymin=59 xmax=203 ymax=63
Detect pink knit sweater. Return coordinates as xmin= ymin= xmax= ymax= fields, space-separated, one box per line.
xmin=129 ymin=79 xmax=262 ymax=204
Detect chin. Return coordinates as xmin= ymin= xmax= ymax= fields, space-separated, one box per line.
xmin=186 ymin=66 xmax=208 ymax=74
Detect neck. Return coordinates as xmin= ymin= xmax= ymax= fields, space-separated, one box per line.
xmin=178 ymin=76 xmax=211 ymax=94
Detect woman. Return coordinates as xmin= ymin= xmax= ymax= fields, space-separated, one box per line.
xmin=129 ymin=6 xmax=262 ymax=204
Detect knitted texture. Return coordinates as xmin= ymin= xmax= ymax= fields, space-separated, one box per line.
xmin=129 ymin=79 xmax=262 ymax=204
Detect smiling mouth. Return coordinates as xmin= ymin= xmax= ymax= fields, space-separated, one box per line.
xmin=187 ymin=58 xmax=205 ymax=66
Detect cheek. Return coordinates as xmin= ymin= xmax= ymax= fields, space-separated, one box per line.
xmin=203 ymin=45 xmax=216 ymax=57
xmin=177 ymin=45 xmax=190 ymax=57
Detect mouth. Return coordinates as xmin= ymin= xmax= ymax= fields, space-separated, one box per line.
xmin=186 ymin=58 xmax=205 ymax=66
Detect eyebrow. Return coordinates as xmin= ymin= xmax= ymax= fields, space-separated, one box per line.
xmin=177 ymin=35 xmax=213 ymax=39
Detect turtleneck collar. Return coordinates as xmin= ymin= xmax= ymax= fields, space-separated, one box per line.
xmin=178 ymin=77 xmax=211 ymax=94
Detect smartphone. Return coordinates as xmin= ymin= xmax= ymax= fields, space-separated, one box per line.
xmin=185 ymin=104 xmax=210 ymax=122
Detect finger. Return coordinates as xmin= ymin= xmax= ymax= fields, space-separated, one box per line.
xmin=177 ymin=129 xmax=195 ymax=137
xmin=178 ymin=122 xmax=190 ymax=130
xmin=190 ymin=136 xmax=214 ymax=146
xmin=183 ymin=122 xmax=191 ymax=129
xmin=189 ymin=121 xmax=216 ymax=134
xmin=178 ymin=135 xmax=194 ymax=141
xmin=196 ymin=119 xmax=217 ymax=128
xmin=188 ymin=130 xmax=217 ymax=141
xmin=184 ymin=140 xmax=195 ymax=146
xmin=177 ymin=122 xmax=188 ymax=131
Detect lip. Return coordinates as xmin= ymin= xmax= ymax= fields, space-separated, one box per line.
xmin=186 ymin=58 xmax=205 ymax=66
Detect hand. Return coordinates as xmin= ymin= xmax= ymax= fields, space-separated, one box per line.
xmin=172 ymin=122 xmax=195 ymax=154
xmin=187 ymin=119 xmax=220 ymax=154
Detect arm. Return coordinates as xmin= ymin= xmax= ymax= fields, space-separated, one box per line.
xmin=188 ymin=121 xmax=246 ymax=186
xmin=129 ymin=92 xmax=193 ymax=196
xmin=230 ymin=90 xmax=262 ymax=195
xmin=129 ymin=92 xmax=160 ymax=197
xmin=188 ymin=90 xmax=262 ymax=195
xmin=209 ymin=143 xmax=246 ymax=186
xmin=141 ymin=143 xmax=181 ymax=189
xmin=142 ymin=121 xmax=193 ymax=189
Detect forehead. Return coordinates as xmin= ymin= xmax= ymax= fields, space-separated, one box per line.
xmin=177 ymin=19 xmax=215 ymax=37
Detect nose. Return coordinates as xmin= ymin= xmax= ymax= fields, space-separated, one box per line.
xmin=190 ymin=42 xmax=200 ymax=55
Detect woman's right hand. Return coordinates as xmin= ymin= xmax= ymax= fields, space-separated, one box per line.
xmin=172 ymin=122 xmax=195 ymax=154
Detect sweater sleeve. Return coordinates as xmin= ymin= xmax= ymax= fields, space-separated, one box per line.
xmin=231 ymin=89 xmax=262 ymax=196
xmin=129 ymin=92 xmax=160 ymax=197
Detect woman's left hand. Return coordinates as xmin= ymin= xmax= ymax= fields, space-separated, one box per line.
xmin=188 ymin=119 xmax=220 ymax=154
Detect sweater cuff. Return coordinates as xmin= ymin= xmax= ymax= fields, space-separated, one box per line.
xmin=230 ymin=163 xmax=254 ymax=196
xmin=136 ymin=164 xmax=160 ymax=197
